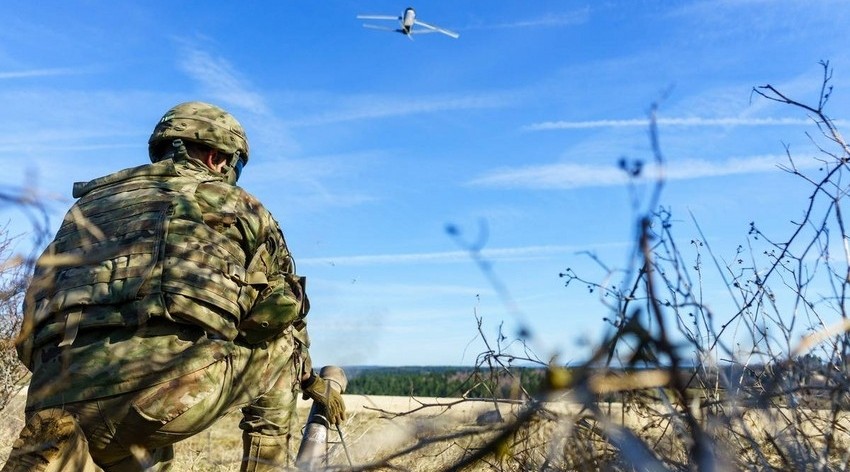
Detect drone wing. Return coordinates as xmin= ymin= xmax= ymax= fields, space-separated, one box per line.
xmin=413 ymin=19 xmax=460 ymax=39
xmin=356 ymin=14 xmax=401 ymax=21
xmin=362 ymin=23 xmax=404 ymax=34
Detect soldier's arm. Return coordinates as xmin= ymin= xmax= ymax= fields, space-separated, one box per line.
xmin=236 ymin=210 xmax=308 ymax=344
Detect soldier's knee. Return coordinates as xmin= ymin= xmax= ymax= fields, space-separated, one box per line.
xmin=15 ymin=409 xmax=78 ymax=457
xmin=4 ymin=408 xmax=95 ymax=471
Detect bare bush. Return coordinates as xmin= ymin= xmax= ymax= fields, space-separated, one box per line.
xmin=339 ymin=61 xmax=850 ymax=472
xmin=0 ymin=227 xmax=28 ymax=411
xmin=0 ymin=184 xmax=54 ymax=461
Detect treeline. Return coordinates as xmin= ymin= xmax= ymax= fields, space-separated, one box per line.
xmin=339 ymin=362 xmax=845 ymax=404
xmin=342 ymin=366 xmax=546 ymax=399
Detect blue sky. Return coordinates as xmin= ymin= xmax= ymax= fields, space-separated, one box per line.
xmin=2 ymin=1 xmax=849 ymax=367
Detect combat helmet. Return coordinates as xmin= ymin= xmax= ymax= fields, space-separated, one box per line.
xmin=148 ymin=101 xmax=249 ymax=181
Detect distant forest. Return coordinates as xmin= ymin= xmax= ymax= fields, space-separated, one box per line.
xmin=338 ymin=359 xmax=841 ymax=405
xmin=342 ymin=366 xmax=546 ymax=399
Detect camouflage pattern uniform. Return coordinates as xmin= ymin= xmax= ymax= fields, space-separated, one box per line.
xmin=3 ymin=103 xmax=311 ymax=471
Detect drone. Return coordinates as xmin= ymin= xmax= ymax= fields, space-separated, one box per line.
xmin=357 ymin=7 xmax=460 ymax=40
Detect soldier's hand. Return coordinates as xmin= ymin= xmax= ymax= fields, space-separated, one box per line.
xmin=301 ymin=374 xmax=346 ymax=425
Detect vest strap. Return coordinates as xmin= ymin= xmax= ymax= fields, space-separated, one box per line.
xmin=57 ymin=309 xmax=82 ymax=347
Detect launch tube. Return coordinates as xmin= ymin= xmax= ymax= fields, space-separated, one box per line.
xmin=295 ymin=365 xmax=347 ymax=471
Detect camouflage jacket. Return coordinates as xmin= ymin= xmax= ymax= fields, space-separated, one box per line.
xmin=20 ymin=157 xmax=309 ymax=408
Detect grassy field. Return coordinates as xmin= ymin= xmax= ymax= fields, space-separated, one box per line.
xmin=0 ymin=390 xmax=517 ymax=471
xmin=3 ymin=388 xmax=849 ymax=471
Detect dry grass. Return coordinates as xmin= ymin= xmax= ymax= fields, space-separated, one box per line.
xmin=0 ymin=391 xmax=506 ymax=470
xmin=0 ymin=392 xmax=523 ymax=471
xmin=3 ymin=389 xmax=848 ymax=471
xmin=166 ymin=395 xmax=531 ymax=471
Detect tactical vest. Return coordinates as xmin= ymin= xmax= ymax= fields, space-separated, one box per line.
xmin=24 ymin=160 xmax=261 ymax=353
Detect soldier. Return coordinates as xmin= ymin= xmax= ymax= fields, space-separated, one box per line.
xmin=3 ymin=102 xmax=345 ymax=471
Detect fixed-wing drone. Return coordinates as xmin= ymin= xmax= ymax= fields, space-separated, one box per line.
xmin=357 ymin=7 xmax=460 ymax=40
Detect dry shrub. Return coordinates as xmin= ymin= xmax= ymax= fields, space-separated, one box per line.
xmin=0 ymin=226 xmax=29 ymax=411
xmin=389 ymin=61 xmax=850 ymax=471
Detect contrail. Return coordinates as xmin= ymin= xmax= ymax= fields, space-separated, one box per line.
xmin=524 ymin=117 xmax=846 ymax=131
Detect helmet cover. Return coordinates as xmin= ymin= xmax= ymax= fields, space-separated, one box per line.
xmin=148 ymin=101 xmax=249 ymax=164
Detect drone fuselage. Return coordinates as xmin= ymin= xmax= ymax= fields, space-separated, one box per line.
xmin=401 ymin=7 xmax=416 ymax=35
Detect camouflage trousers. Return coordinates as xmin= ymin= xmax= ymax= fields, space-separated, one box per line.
xmin=2 ymin=328 xmax=301 ymax=472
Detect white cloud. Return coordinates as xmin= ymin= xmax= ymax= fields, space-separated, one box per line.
xmin=477 ymin=9 xmax=590 ymax=29
xmin=523 ymin=117 xmax=844 ymax=131
xmin=468 ymin=154 xmax=804 ymax=190
xmin=177 ymin=45 xmax=269 ymax=116
xmin=170 ymin=41 xmax=398 ymax=213
xmin=470 ymin=163 xmax=626 ymax=189
xmin=317 ymin=279 xmax=488 ymax=300
xmin=0 ymin=68 xmax=89 ymax=79
xmin=173 ymin=39 xmax=305 ymax=157
xmin=283 ymin=91 xmax=519 ymax=127
xmin=669 ymin=0 xmax=849 ymax=43
xmin=0 ymin=130 xmax=138 ymax=151
xmin=299 ymin=244 xmax=590 ymax=266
